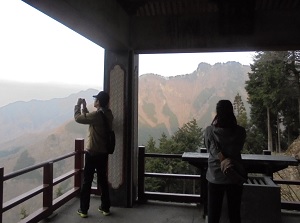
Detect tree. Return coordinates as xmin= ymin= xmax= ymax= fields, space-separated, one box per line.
xmin=284 ymin=50 xmax=300 ymax=139
xmin=171 ymin=119 xmax=204 ymax=152
xmin=144 ymin=119 xmax=203 ymax=194
xmin=243 ymin=123 xmax=267 ymax=154
xmin=233 ymin=93 xmax=247 ymax=128
xmin=55 ymin=186 xmax=63 ymax=198
xmin=246 ymin=51 xmax=288 ymax=152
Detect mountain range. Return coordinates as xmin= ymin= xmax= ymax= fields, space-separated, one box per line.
xmin=138 ymin=62 xmax=250 ymax=145
xmin=0 ymin=62 xmax=250 ymax=173
xmin=0 ymin=61 xmax=250 ymax=222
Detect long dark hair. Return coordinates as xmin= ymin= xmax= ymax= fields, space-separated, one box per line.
xmin=211 ymin=100 xmax=237 ymax=128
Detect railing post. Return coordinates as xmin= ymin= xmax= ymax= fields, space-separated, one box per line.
xmin=0 ymin=167 xmax=4 ymax=223
xmin=263 ymin=150 xmax=271 ymax=155
xmin=200 ymin=148 xmax=207 ymax=153
xmin=262 ymin=149 xmax=272 ymax=177
xmin=43 ymin=162 xmax=53 ymax=214
xmin=138 ymin=146 xmax=146 ymax=203
xmin=75 ymin=138 xmax=84 ymax=189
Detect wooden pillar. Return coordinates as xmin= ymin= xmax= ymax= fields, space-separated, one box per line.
xmin=74 ymin=138 xmax=84 ymax=190
xmin=43 ymin=162 xmax=53 ymax=213
xmin=104 ymin=50 xmax=139 ymax=207
xmin=138 ymin=146 xmax=146 ymax=203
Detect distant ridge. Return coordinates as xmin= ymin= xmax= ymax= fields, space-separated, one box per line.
xmin=0 ymin=88 xmax=98 ymax=144
xmin=0 ymin=81 xmax=100 ymax=108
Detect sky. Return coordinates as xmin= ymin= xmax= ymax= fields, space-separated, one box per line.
xmin=0 ymin=0 xmax=255 ymax=86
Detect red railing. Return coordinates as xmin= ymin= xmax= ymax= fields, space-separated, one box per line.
xmin=0 ymin=139 xmax=85 ymax=223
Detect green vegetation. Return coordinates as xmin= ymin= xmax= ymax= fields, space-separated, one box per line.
xmin=13 ymin=150 xmax=42 ymax=180
xmin=245 ymin=51 xmax=300 ymax=152
xmin=138 ymin=122 xmax=170 ymax=146
xmin=233 ymin=93 xmax=248 ymax=128
xmin=55 ymin=186 xmax=63 ymax=198
xmin=162 ymin=104 xmax=179 ymax=131
xmin=193 ymin=88 xmax=215 ymax=110
xmin=20 ymin=206 xmax=28 ymax=220
xmin=142 ymin=102 xmax=158 ymax=123
xmin=13 ymin=150 xmax=35 ymax=171
xmin=144 ymin=119 xmax=203 ymax=194
xmin=0 ymin=146 xmax=21 ymax=158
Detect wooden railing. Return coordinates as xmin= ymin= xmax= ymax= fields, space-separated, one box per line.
xmin=138 ymin=146 xmax=300 ymax=211
xmin=274 ymin=179 xmax=300 ymax=211
xmin=0 ymin=139 xmax=86 ymax=223
xmin=138 ymin=146 xmax=201 ymax=204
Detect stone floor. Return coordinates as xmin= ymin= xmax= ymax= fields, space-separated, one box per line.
xmin=41 ymin=196 xmax=204 ymax=223
xmin=39 ymin=195 xmax=300 ymax=223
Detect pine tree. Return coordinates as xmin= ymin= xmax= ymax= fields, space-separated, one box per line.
xmin=233 ymin=93 xmax=247 ymax=128
xmin=246 ymin=51 xmax=290 ymax=151
xmin=144 ymin=120 xmax=203 ymax=194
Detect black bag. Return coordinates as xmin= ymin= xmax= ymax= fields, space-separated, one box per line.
xmin=106 ymin=130 xmax=116 ymax=154
xmin=100 ymin=111 xmax=116 ymax=154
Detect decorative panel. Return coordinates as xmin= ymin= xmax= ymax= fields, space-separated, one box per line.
xmin=108 ymin=65 xmax=124 ymax=189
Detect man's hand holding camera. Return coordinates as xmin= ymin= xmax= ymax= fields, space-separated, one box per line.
xmin=77 ymin=98 xmax=87 ymax=116
xmin=77 ymin=98 xmax=87 ymax=108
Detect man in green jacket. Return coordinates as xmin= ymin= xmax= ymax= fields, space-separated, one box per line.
xmin=74 ymin=91 xmax=113 ymax=218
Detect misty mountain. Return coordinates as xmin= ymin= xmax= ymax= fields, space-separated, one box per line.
xmin=138 ymin=62 xmax=250 ymax=145
xmin=0 ymin=88 xmax=98 ymax=144
xmin=0 ymin=80 xmax=99 ymax=108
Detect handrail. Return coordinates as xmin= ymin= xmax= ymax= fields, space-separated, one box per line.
xmin=0 ymin=139 xmax=85 ymax=223
xmin=138 ymin=146 xmax=201 ymax=204
xmin=138 ymin=146 xmax=300 ymax=211
xmin=3 ymin=152 xmax=77 ymax=181
xmin=273 ymin=179 xmax=300 ymax=210
xmin=273 ymin=179 xmax=300 ymax=186
xmin=144 ymin=153 xmax=182 ymax=158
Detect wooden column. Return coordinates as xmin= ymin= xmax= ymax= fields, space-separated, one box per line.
xmin=104 ymin=50 xmax=139 ymax=207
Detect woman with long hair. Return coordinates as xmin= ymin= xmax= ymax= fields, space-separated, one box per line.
xmin=204 ymin=100 xmax=246 ymax=223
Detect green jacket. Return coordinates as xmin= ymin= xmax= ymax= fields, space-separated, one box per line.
xmin=74 ymin=105 xmax=114 ymax=155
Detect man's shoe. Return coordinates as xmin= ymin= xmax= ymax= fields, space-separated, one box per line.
xmin=77 ymin=209 xmax=88 ymax=218
xmin=98 ymin=207 xmax=111 ymax=216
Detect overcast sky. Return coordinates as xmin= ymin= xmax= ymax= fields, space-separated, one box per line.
xmin=139 ymin=52 xmax=254 ymax=76
xmin=0 ymin=0 xmax=104 ymax=88
xmin=0 ymin=0 xmax=255 ymax=86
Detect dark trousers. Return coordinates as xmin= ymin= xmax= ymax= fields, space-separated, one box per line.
xmin=208 ymin=182 xmax=243 ymax=223
xmin=80 ymin=152 xmax=110 ymax=212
